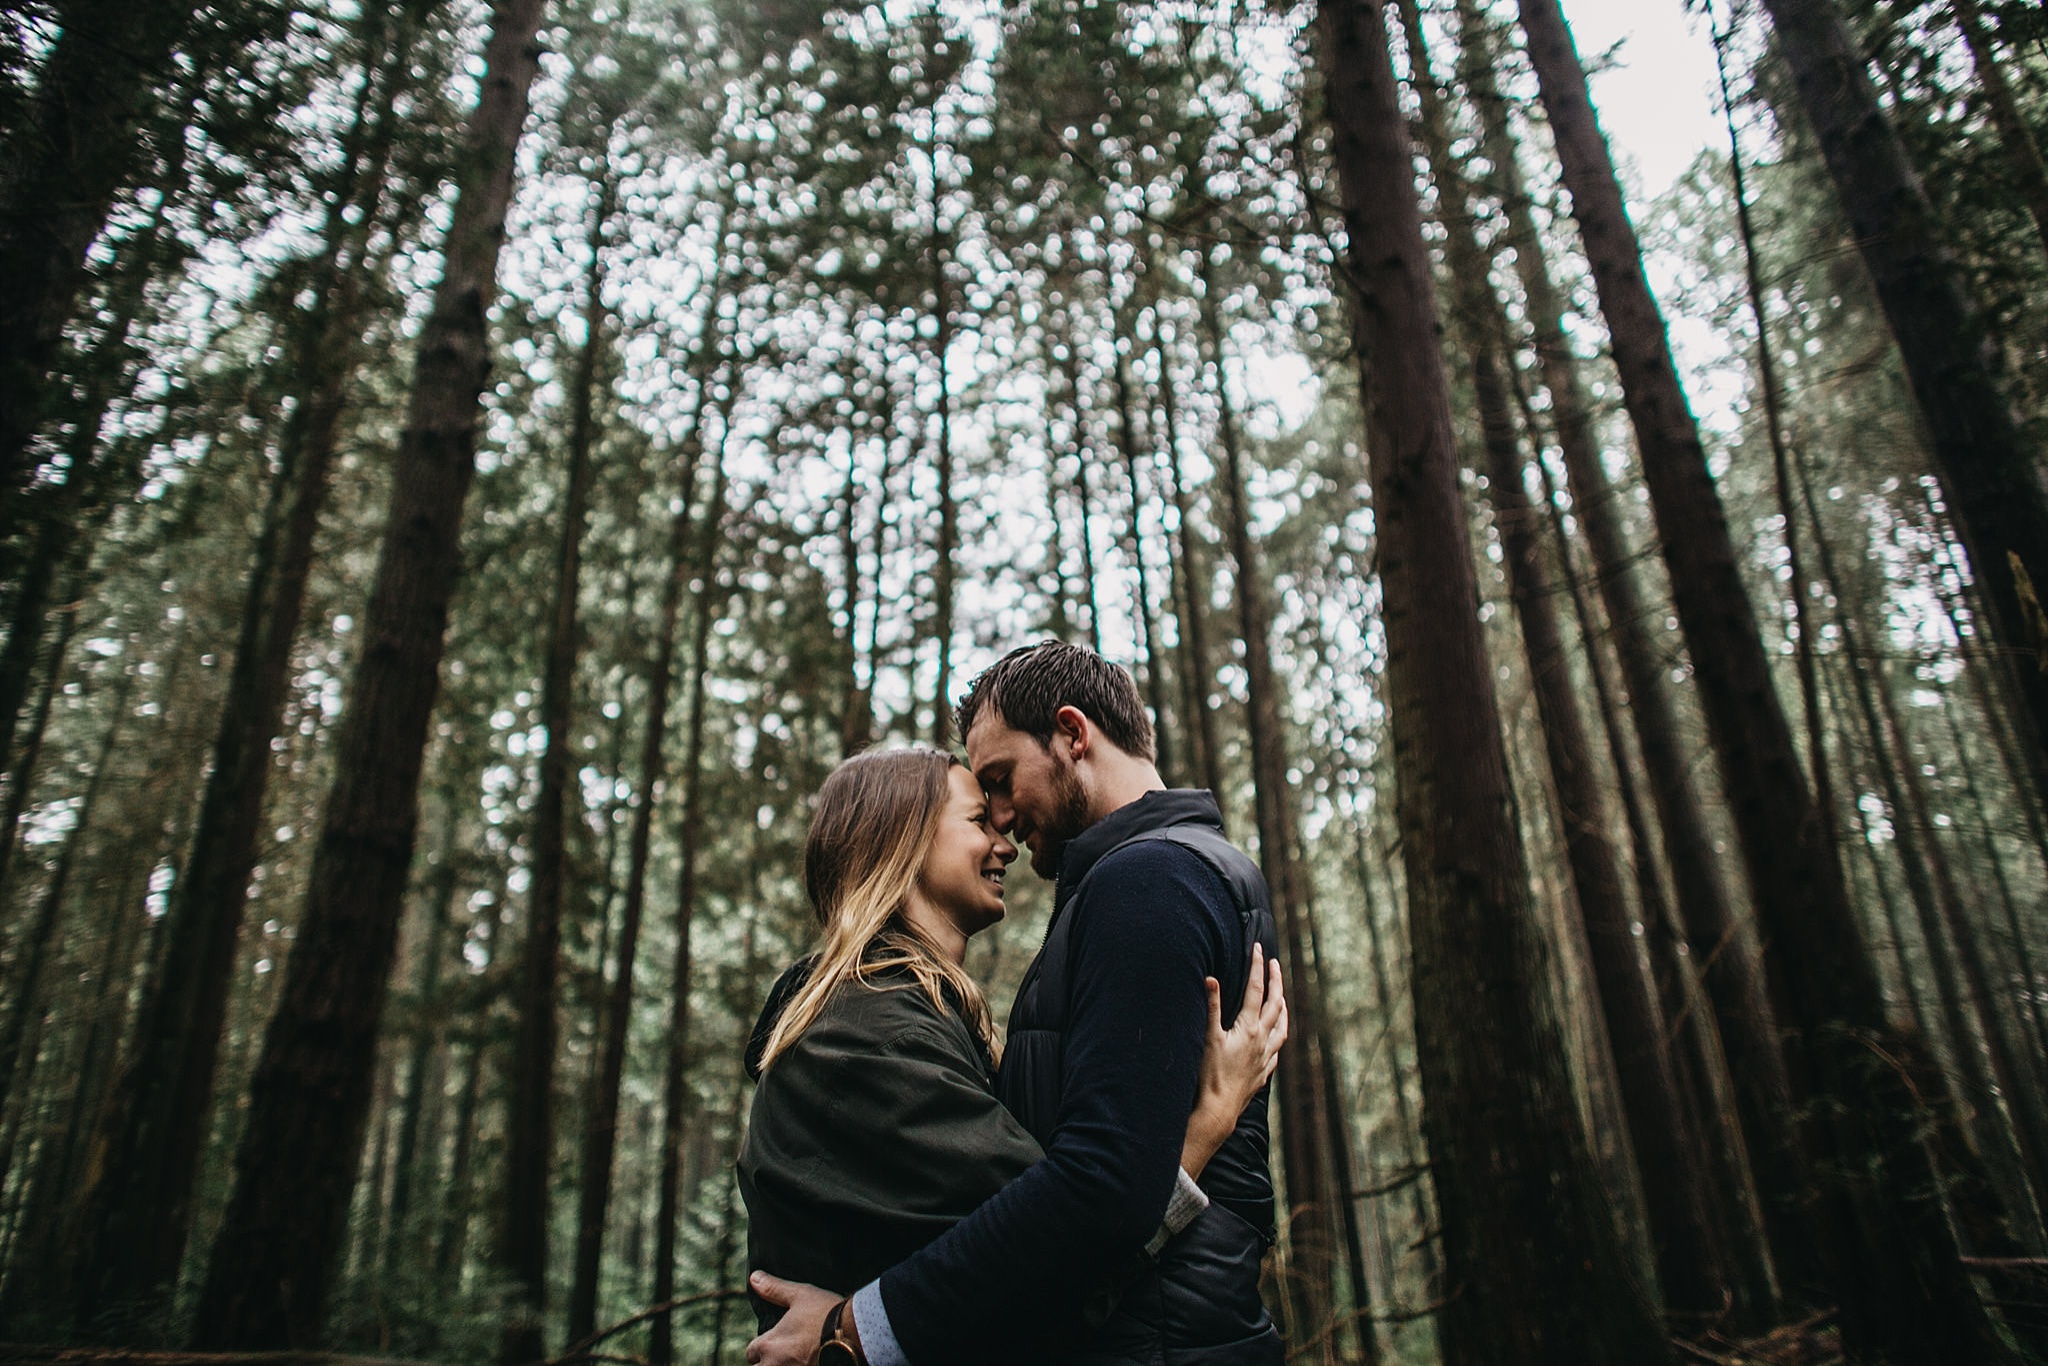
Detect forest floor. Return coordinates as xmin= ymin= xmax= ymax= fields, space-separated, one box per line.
xmin=1674 ymin=1310 xmax=1842 ymax=1366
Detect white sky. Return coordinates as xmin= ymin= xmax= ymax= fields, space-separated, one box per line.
xmin=1557 ymin=0 xmax=1727 ymax=196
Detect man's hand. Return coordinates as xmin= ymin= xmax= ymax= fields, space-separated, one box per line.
xmin=745 ymin=1271 xmax=842 ymax=1366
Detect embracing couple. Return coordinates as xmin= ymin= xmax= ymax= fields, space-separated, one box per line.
xmin=738 ymin=641 xmax=1290 ymax=1366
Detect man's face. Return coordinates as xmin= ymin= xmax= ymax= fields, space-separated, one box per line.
xmin=965 ymin=711 xmax=1093 ymax=880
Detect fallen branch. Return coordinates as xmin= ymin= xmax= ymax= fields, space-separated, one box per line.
xmin=540 ymin=1294 xmax=749 ymax=1366
xmin=541 ymin=1289 xmax=749 ymax=1366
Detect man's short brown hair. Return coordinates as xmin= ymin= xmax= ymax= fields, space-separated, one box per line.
xmin=955 ymin=641 xmax=1156 ymax=761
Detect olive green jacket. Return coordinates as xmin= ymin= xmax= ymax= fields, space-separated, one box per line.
xmin=736 ymin=962 xmax=1042 ymax=1324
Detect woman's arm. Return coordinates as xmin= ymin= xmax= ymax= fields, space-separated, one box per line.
xmin=1180 ymin=942 xmax=1287 ymax=1178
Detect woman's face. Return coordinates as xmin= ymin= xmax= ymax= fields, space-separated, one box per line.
xmin=913 ymin=765 xmax=1016 ymax=943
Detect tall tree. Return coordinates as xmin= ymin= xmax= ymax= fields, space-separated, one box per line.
xmin=1753 ymin=0 xmax=2048 ymax=787
xmin=0 ymin=0 xmax=200 ymax=536
xmin=185 ymin=0 xmax=553 ymax=1345
xmin=565 ymin=216 xmax=728 ymax=1344
xmin=1453 ymin=0 xmax=1819 ymax=1299
xmin=1514 ymin=1 xmax=2016 ymax=1357
xmin=1311 ymin=1 xmax=1667 ymax=1360
xmin=647 ymin=401 xmax=735 ymax=1366
xmin=498 ymin=138 xmax=618 ymax=1366
xmin=1201 ymin=261 xmax=1342 ymax=1363
xmin=69 ymin=5 xmax=423 ymax=1322
xmin=1397 ymin=0 xmax=1726 ymax=1318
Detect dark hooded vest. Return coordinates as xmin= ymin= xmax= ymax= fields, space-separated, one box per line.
xmin=996 ymin=793 xmax=1285 ymax=1366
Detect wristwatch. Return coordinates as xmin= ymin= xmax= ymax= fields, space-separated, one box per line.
xmin=817 ymin=1297 xmax=864 ymax=1366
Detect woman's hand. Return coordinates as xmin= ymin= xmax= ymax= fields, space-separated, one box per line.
xmin=1181 ymin=942 xmax=1287 ymax=1178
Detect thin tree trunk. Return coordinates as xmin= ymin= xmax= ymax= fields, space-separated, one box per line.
xmin=1313 ymin=3 xmax=1668 ymax=1359
xmin=382 ymin=857 xmax=462 ymax=1273
xmin=499 ymin=161 xmax=615 ymax=1366
xmin=1709 ymin=15 xmax=1835 ymax=843
xmin=649 ymin=384 xmax=737 ymax=1366
xmin=565 ymin=253 xmax=726 ymax=1347
xmin=1299 ymin=869 xmax=1381 ymax=1365
xmin=1951 ymin=0 xmax=2048 ymax=261
xmin=1112 ymin=320 xmax=1177 ymax=786
xmin=928 ymin=189 xmax=956 ymax=747
xmin=1058 ymin=328 xmax=1104 ymax=654
xmin=185 ymin=2 xmax=551 ymax=1346
xmin=1156 ymin=328 xmax=1225 ymax=811
xmin=0 ymin=585 xmax=82 ymax=908
xmin=1756 ymin=0 xmax=2048 ymax=792
xmin=1202 ymin=256 xmax=1342 ymax=1366
xmin=1514 ymin=2 xmax=2013 ymax=1356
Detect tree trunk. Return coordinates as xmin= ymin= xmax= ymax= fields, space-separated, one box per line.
xmin=1112 ymin=319 xmax=1177 ymax=787
xmin=383 ymin=859 xmax=461 ymax=1274
xmin=184 ymin=1 xmax=551 ymax=1346
xmin=648 ymin=382 xmax=737 ymax=1366
xmin=498 ymin=162 xmax=614 ymax=1366
xmin=1951 ymin=0 xmax=2048 ymax=261
xmin=1202 ymin=258 xmax=1342 ymax=1366
xmin=1514 ymin=2 xmax=2013 ymax=1357
xmin=73 ymin=7 xmax=416 ymax=1322
xmin=1312 ymin=2 xmax=1667 ymax=1359
xmin=0 ymin=0 xmax=196 ymax=534
xmin=928 ymin=203 xmax=957 ymax=747
xmin=1156 ymin=328 xmax=1226 ymax=812
xmin=1399 ymin=1 xmax=1726 ymax=1316
xmin=1454 ymin=0 xmax=1819 ymax=1302
xmin=1057 ymin=327 xmax=1104 ymax=655
xmin=565 ymin=247 xmax=726 ymax=1345
xmin=1756 ymin=0 xmax=2048 ymax=790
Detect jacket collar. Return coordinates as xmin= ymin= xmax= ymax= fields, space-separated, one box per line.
xmin=1053 ymin=788 xmax=1227 ymax=914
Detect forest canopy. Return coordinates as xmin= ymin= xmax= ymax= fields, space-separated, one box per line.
xmin=0 ymin=0 xmax=2044 ymax=1363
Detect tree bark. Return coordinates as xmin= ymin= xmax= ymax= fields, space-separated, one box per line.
xmin=1112 ymin=317 xmax=1177 ymax=786
xmin=1313 ymin=2 xmax=1667 ymax=1359
xmin=1453 ymin=0 xmax=1819 ymax=1302
xmin=497 ymin=161 xmax=615 ymax=1366
xmin=1514 ymin=1 xmax=2014 ymax=1357
xmin=1202 ymin=258 xmax=1342 ymax=1366
xmin=1951 ymin=0 xmax=2048 ymax=261
xmin=185 ymin=1 xmax=551 ymax=1346
xmin=648 ymin=374 xmax=737 ymax=1366
xmin=0 ymin=0 xmax=197 ymax=534
xmin=1400 ymin=1 xmax=1727 ymax=1316
xmin=74 ymin=7 xmax=416 ymax=1322
xmin=1756 ymin=0 xmax=2048 ymax=790
xmin=1155 ymin=326 xmax=1226 ymax=813
xmin=565 ymin=242 xmax=726 ymax=1344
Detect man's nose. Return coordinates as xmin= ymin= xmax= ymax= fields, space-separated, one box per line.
xmin=989 ymin=794 xmax=1016 ymax=832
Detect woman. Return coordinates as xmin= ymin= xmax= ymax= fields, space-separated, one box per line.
xmin=737 ymin=746 xmax=1283 ymax=1346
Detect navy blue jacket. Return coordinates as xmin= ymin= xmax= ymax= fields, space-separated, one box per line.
xmin=876 ymin=789 xmax=1283 ymax=1365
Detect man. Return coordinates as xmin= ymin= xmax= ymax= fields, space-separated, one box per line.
xmin=748 ymin=641 xmax=1284 ymax=1366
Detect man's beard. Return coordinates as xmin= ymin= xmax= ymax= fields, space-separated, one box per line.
xmin=1029 ymin=756 xmax=1092 ymax=879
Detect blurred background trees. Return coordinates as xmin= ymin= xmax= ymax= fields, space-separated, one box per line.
xmin=0 ymin=0 xmax=2043 ymax=1361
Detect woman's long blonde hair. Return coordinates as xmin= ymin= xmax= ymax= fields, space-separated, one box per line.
xmin=757 ymin=746 xmax=999 ymax=1071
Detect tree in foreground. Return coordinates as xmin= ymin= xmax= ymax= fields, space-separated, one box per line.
xmin=1515 ymin=0 xmax=2018 ymax=1358
xmin=185 ymin=0 xmax=552 ymax=1346
xmin=1310 ymin=0 xmax=1667 ymax=1360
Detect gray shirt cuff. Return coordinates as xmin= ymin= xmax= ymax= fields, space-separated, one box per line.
xmin=851 ymin=1280 xmax=906 ymax=1366
xmin=854 ymin=1168 xmax=1208 ymax=1359
xmin=1146 ymin=1165 xmax=1210 ymax=1257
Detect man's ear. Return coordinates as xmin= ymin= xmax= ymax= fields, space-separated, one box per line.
xmin=1053 ymin=705 xmax=1091 ymax=760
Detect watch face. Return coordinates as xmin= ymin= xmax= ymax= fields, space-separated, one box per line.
xmin=818 ymin=1342 xmax=860 ymax=1366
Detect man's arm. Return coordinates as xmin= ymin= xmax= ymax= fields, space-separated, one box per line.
xmin=866 ymin=846 xmax=1237 ymax=1363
